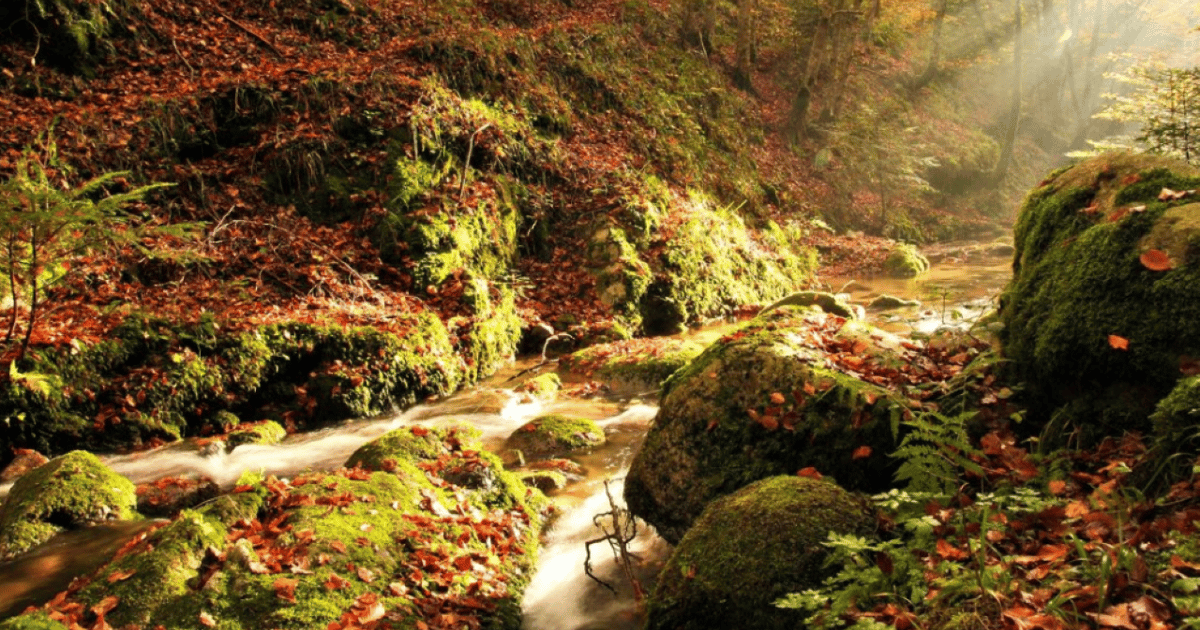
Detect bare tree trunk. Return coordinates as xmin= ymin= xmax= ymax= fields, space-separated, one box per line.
xmin=995 ymin=0 xmax=1023 ymax=184
xmin=912 ymin=0 xmax=948 ymax=91
xmin=734 ymin=0 xmax=754 ymax=91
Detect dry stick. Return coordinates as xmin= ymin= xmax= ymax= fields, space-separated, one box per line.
xmin=584 ymin=480 xmax=645 ymax=602
xmin=171 ymin=38 xmax=195 ymax=76
xmin=459 ymin=124 xmax=492 ymax=203
xmin=213 ymin=9 xmax=287 ymax=59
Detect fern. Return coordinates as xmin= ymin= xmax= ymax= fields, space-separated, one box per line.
xmin=892 ymin=410 xmax=984 ymax=496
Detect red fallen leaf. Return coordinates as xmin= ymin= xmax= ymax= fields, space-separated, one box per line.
xmin=797 ymin=467 xmax=823 ymax=480
xmin=355 ymin=599 xmax=385 ymax=623
xmin=769 ymin=392 xmax=786 ymax=405
xmin=1037 ymin=544 xmax=1069 ymax=562
xmin=411 ymin=425 xmax=429 ymax=437
xmin=233 ymin=484 xmax=255 ymax=493
xmin=852 ymin=445 xmax=872 ymax=459
xmin=1048 ymin=480 xmax=1067 ymax=495
xmin=357 ymin=566 xmax=376 ymax=583
xmin=1108 ymin=335 xmax=1129 ymax=350
xmin=274 ymin=577 xmax=298 ymax=602
xmin=1140 ymin=249 xmax=1173 ymax=271
xmin=330 ymin=540 xmax=347 ymax=553
xmin=1159 ymin=187 xmax=1193 ymax=201
xmin=685 ymin=565 xmax=697 ymax=579
xmin=198 ymin=611 xmax=216 ymax=627
xmin=107 ymin=568 xmax=136 ymax=583
xmin=757 ymin=415 xmax=779 ymax=431
xmin=1122 ymin=174 xmax=1142 ymax=185
xmin=325 ymin=572 xmax=351 ymax=590
xmin=91 ymin=596 xmax=120 ymax=617
xmin=936 ymin=538 xmax=969 ymax=561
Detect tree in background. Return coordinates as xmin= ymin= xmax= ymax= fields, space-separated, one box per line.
xmin=1095 ymin=64 xmax=1200 ymax=164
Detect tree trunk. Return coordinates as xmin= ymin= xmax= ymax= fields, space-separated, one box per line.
xmin=994 ymin=0 xmax=1022 ymax=184
xmin=734 ymin=0 xmax=754 ymax=91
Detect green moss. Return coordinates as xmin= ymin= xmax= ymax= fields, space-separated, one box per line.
xmin=506 ymin=414 xmax=606 ymax=459
xmin=646 ymin=476 xmax=876 ymax=630
xmin=516 ymin=372 xmax=562 ymax=400
xmin=453 ymin=277 xmax=522 ymax=383
xmin=882 ymin=243 xmax=930 ymax=278
xmin=75 ymin=510 xmax=227 ymax=629
xmin=0 ymin=451 xmax=138 ymax=560
xmin=346 ymin=424 xmax=480 ymax=470
xmin=562 ymin=338 xmax=704 ymax=390
xmin=625 ymin=311 xmax=907 ymax=544
xmin=999 ymin=153 xmax=1200 ymax=441
xmin=0 ymin=612 xmax=69 ymax=630
xmin=226 ymin=421 xmax=287 ymax=449
xmin=0 ymin=311 xmax=464 ymax=458
xmin=642 ymin=196 xmax=817 ymax=334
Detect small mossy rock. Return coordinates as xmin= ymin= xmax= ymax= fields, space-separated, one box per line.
xmin=136 ymin=477 xmax=221 ymax=518
xmin=345 ymin=424 xmax=482 ymax=470
xmin=1000 ymin=153 xmax=1200 ymax=442
xmin=561 ymin=338 xmax=705 ymax=391
xmin=515 ymin=372 xmax=562 ymax=401
xmin=869 ymin=294 xmax=921 ymax=310
xmin=757 ymin=290 xmax=857 ymax=319
xmin=225 ymin=420 xmax=287 ymax=450
xmin=882 ymin=243 xmax=930 ymax=278
xmin=645 ymin=476 xmax=876 ymax=630
xmin=624 ymin=310 xmax=907 ymax=544
xmin=506 ymin=414 xmax=606 ymax=460
xmin=0 ymin=451 xmax=137 ymax=560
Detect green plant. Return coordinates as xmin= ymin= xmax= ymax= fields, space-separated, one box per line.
xmin=0 ymin=131 xmax=186 ymax=360
xmin=892 ymin=410 xmax=984 ymax=495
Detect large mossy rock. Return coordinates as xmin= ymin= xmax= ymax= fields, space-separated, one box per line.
xmin=0 ymin=451 xmax=137 ymax=560
xmin=624 ymin=309 xmax=909 ymax=544
xmin=645 ymin=475 xmax=876 ymax=630
xmin=2 ymin=426 xmax=547 ymax=630
xmin=882 ymin=243 xmax=930 ymax=277
xmin=1000 ymin=153 xmax=1200 ymax=441
xmin=561 ymin=337 xmax=705 ymax=391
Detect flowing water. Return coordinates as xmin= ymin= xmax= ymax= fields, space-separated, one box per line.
xmin=0 ymin=244 xmax=1013 ymax=627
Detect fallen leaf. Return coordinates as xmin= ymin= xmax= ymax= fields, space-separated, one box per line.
xmin=1048 ymin=480 xmax=1067 ymax=495
xmin=198 ymin=611 xmax=216 ymax=628
xmin=852 ymin=445 xmax=873 ymax=459
xmin=1108 ymin=335 xmax=1129 ymax=350
xmin=1140 ymin=249 xmax=1174 ymax=271
xmin=107 ymin=568 xmax=136 ymax=583
xmin=274 ymin=577 xmax=299 ymax=602
xmin=797 ymin=467 xmax=823 ymax=480
xmin=769 ymin=392 xmax=786 ymax=405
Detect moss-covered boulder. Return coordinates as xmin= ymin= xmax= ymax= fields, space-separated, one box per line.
xmin=561 ymin=338 xmax=705 ymax=391
xmin=1000 ymin=153 xmax=1200 ymax=441
xmin=505 ymin=414 xmax=606 ymax=460
xmin=882 ymin=243 xmax=930 ymax=277
xmin=0 ymin=451 xmax=137 ymax=560
xmin=645 ymin=475 xmax=876 ymax=630
xmin=225 ymin=421 xmax=287 ymax=450
xmin=5 ymin=426 xmax=546 ymax=630
xmin=624 ymin=309 xmax=908 ymax=544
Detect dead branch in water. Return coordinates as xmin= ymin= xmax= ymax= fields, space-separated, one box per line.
xmin=584 ymin=479 xmax=646 ymax=603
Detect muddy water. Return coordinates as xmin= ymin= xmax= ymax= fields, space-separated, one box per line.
xmin=0 ymin=245 xmax=1013 ymax=627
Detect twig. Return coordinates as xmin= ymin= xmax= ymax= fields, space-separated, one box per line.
xmin=171 ymin=38 xmax=195 ymax=76
xmin=583 ymin=480 xmax=645 ymax=602
xmin=213 ymin=9 xmax=287 ymax=59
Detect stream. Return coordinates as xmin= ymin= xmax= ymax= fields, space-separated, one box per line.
xmin=0 ymin=242 xmax=1013 ymax=627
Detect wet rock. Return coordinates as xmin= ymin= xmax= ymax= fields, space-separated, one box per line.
xmin=515 ymin=372 xmax=562 ymax=401
xmin=135 ymin=477 xmax=220 ymax=518
xmin=1000 ymin=152 xmax=1200 ymax=443
xmin=0 ymin=449 xmax=49 ymax=484
xmin=0 ymin=451 xmax=137 ymax=560
xmin=645 ymin=476 xmax=876 ymax=630
xmin=757 ymin=290 xmax=857 ymax=319
xmin=882 ymin=243 xmax=930 ymax=277
xmin=506 ymin=414 xmax=606 ymax=461
xmin=624 ymin=309 xmax=908 ymax=544
xmin=518 ymin=470 xmax=568 ymax=492
xmin=225 ymin=420 xmax=287 ymax=450
xmin=868 ymin=294 xmax=921 ymax=310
